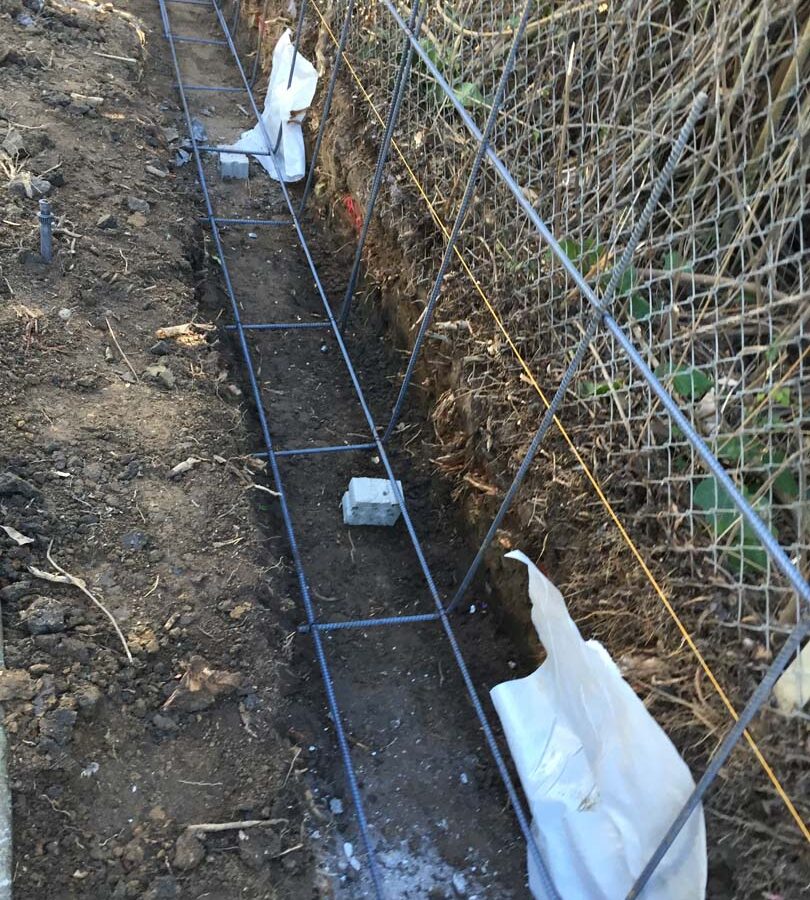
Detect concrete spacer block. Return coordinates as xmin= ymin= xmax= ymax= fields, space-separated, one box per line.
xmin=342 ymin=477 xmax=403 ymax=526
xmin=219 ymin=151 xmax=249 ymax=180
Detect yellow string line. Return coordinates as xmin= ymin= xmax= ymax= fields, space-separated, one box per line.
xmin=310 ymin=1 xmax=810 ymax=841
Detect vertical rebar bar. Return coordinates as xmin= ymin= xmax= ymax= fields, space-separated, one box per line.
xmin=249 ymin=0 xmax=268 ymax=86
xmin=444 ymin=92 xmax=707 ymax=616
xmin=381 ymin=4 xmax=537 ymax=439
xmin=337 ymin=0 xmax=425 ymax=330
xmin=230 ymin=0 xmax=240 ymax=40
xmin=299 ymin=0 xmax=357 ymax=214
xmin=38 ymin=199 xmax=52 ymax=263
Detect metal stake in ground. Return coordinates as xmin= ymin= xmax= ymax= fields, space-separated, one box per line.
xmin=444 ymin=91 xmax=708 ymax=616
xmin=380 ymin=2 xmax=535 ymax=440
xmin=337 ymin=0 xmax=426 ymax=330
xmin=38 ymin=199 xmax=52 ymax=263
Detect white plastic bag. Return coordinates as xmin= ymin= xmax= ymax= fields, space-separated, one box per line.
xmin=491 ymin=551 xmax=706 ymax=899
xmin=226 ymin=29 xmax=318 ymax=182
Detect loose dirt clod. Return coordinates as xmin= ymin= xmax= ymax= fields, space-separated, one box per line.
xmin=172 ymin=829 xmax=206 ymax=871
xmin=162 ymin=656 xmax=241 ymax=712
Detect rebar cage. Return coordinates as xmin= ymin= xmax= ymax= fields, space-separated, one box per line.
xmin=157 ymin=0 xmax=810 ymax=896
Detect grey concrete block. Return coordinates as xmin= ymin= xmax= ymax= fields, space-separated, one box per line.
xmin=219 ymin=151 xmax=249 ymax=180
xmin=342 ymin=477 xmax=402 ymax=526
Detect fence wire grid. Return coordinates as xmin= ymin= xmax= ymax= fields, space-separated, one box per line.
xmin=220 ymin=0 xmax=810 ymax=895
xmin=334 ymin=0 xmax=810 ymax=651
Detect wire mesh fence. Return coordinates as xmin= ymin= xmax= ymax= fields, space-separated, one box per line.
xmin=349 ymin=0 xmax=810 ymax=653
xmin=233 ymin=0 xmax=810 ymax=893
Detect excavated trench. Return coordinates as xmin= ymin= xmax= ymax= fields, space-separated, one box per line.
xmin=165 ymin=3 xmax=547 ymax=896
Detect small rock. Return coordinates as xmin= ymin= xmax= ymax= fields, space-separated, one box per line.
xmin=149 ymin=340 xmax=172 ymax=355
xmin=0 ymin=669 xmax=37 ymax=700
xmin=128 ymin=627 xmax=159 ymax=655
xmin=97 ymin=213 xmax=117 ymax=229
xmin=328 ymin=798 xmax=344 ymax=816
xmin=121 ymin=531 xmax=148 ymax=552
xmin=1 ymin=580 xmax=35 ymax=602
xmin=0 ymin=472 xmax=40 ymax=499
xmin=75 ymin=683 xmax=103 ymax=715
xmin=29 ymin=663 xmax=50 ymax=675
xmin=126 ymin=196 xmax=150 ymax=214
xmin=8 ymin=174 xmax=51 ymax=199
xmin=23 ymin=596 xmax=67 ymax=635
xmin=144 ymin=363 xmax=175 ymax=389
xmin=127 ymin=212 xmax=148 ymax=228
xmin=121 ymin=838 xmax=145 ymax=870
xmin=39 ymin=707 xmax=77 ymax=745
xmin=2 ymin=129 xmax=26 ymax=157
xmin=452 ymin=873 xmax=468 ymax=897
xmin=143 ymin=876 xmax=177 ymax=900
xmin=152 ymin=713 xmax=179 ymax=733
xmin=173 ymin=830 xmax=205 ymax=871
xmin=237 ymin=828 xmax=280 ymax=870
xmin=144 ymin=165 xmax=168 ymax=178
xmin=58 ymin=308 xmax=72 ymax=322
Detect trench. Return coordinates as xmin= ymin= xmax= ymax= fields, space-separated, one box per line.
xmin=161 ymin=2 xmax=544 ymax=896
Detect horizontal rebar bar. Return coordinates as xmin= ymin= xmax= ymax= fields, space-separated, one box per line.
xmin=169 ymin=34 xmax=226 ymax=44
xmin=202 ymin=216 xmax=294 ymax=225
xmin=273 ymin=443 xmax=378 ymax=457
xmin=177 ymin=84 xmax=244 ymax=92
xmin=225 ymin=321 xmax=331 ymax=331
xmin=196 ymin=146 xmax=278 ymax=157
xmin=300 ymin=613 xmax=441 ymax=632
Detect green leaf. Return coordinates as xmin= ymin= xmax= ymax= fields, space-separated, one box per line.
xmin=455 ymin=82 xmax=485 ymax=109
xmin=655 ymin=363 xmax=713 ymax=401
xmin=579 ymin=378 xmax=623 ymax=398
xmin=557 ymin=237 xmax=580 ymax=263
xmin=663 ymin=249 xmax=693 ymax=272
xmin=629 ymin=294 xmax=651 ymax=320
xmin=772 ymin=386 xmax=791 ymax=407
xmin=549 ymin=236 xmax=601 ymax=271
xmin=773 ymin=469 xmax=800 ymax=502
xmin=716 ymin=435 xmax=766 ymax=465
xmin=693 ymin=476 xmax=772 ymax=575
xmin=420 ymin=39 xmax=441 ymax=68
xmin=617 ymin=267 xmax=637 ymax=296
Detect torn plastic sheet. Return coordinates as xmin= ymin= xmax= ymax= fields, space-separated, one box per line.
xmin=491 ymin=551 xmax=707 ymax=900
xmin=224 ymin=29 xmax=318 ymax=182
